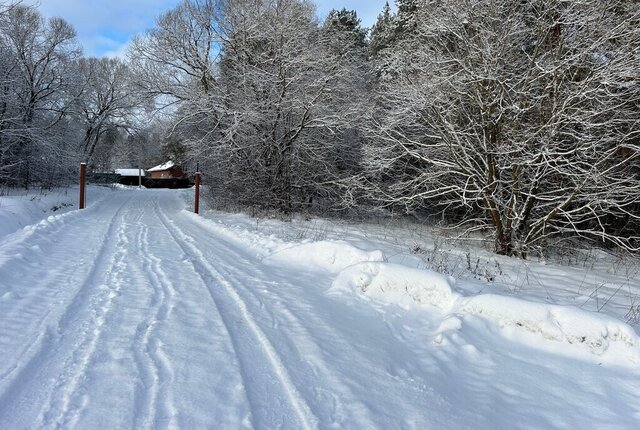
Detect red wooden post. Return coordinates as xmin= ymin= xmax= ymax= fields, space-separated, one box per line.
xmin=79 ymin=162 xmax=86 ymax=209
xmin=194 ymin=172 xmax=201 ymax=214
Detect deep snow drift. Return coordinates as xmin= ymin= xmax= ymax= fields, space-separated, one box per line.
xmin=0 ymin=187 xmax=638 ymax=429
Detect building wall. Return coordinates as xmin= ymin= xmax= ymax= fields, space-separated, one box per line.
xmin=149 ymin=167 xmax=185 ymax=179
xmin=150 ymin=171 xmax=169 ymax=179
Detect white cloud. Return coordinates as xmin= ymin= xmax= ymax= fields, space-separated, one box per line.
xmin=83 ymin=35 xmax=130 ymax=59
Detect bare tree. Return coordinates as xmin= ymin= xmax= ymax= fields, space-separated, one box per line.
xmin=127 ymin=0 xmax=225 ymax=173
xmin=210 ymin=0 xmax=372 ymax=213
xmin=128 ymin=0 xmax=222 ymax=101
xmin=130 ymin=0 xmax=367 ymax=213
xmin=73 ymin=57 xmax=140 ymax=167
xmin=0 ymin=3 xmax=80 ymax=186
xmin=367 ymin=0 xmax=639 ymax=256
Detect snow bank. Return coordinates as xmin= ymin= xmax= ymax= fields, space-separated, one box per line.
xmin=0 ymin=186 xmax=114 ymax=247
xmin=331 ymin=261 xmax=640 ymax=362
xmin=183 ymin=195 xmax=640 ymax=363
xmin=331 ymin=262 xmax=458 ymax=310
xmin=265 ymin=241 xmax=385 ymax=274
xmin=461 ymin=294 xmax=640 ymax=359
xmin=0 ymin=187 xmax=88 ymax=240
xmin=186 ymin=209 xmax=387 ymax=273
xmin=0 ymin=198 xmax=41 ymax=239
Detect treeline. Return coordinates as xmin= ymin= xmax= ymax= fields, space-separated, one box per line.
xmin=0 ymin=1 xmax=161 ymax=189
xmin=131 ymin=0 xmax=638 ymax=256
xmin=1 ymin=0 xmax=638 ymax=257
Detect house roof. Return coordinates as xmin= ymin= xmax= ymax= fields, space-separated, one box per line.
xmin=148 ymin=160 xmax=176 ymax=172
xmin=115 ymin=168 xmax=146 ymax=177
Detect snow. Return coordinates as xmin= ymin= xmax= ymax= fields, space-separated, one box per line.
xmin=332 ymin=261 xmax=639 ymax=363
xmin=147 ymin=161 xmax=175 ymax=172
xmin=115 ymin=168 xmax=146 ymax=176
xmin=0 ymin=187 xmax=639 ymax=428
xmin=460 ymin=294 xmax=639 ymax=360
xmin=0 ymin=186 xmax=113 ymax=240
xmin=265 ymin=240 xmax=385 ymax=273
xmin=331 ymin=262 xmax=457 ymax=310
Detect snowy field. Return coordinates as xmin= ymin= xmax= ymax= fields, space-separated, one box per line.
xmin=0 ymin=186 xmax=638 ymax=429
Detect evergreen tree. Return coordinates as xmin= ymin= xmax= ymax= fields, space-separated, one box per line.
xmin=369 ymin=2 xmax=394 ymax=56
xmin=393 ymin=0 xmax=420 ymax=41
xmin=160 ymin=139 xmax=188 ymax=165
xmin=323 ymin=8 xmax=367 ymax=51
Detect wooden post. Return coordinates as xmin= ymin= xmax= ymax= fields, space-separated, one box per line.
xmin=79 ymin=163 xmax=86 ymax=209
xmin=194 ymin=172 xmax=201 ymax=214
xmin=138 ymin=166 xmax=142 ymax=188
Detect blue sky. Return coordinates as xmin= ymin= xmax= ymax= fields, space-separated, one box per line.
xmin=28 ymin=0 xmax=394 ymax=58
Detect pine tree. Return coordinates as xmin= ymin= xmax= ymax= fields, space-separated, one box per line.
xmin=369 ymin=2 xmax=393 ymax=56
xmin=323 ymin=8 xmax=367 ymax=50
xmin=393 ymin=0 xmax=420 ymax=41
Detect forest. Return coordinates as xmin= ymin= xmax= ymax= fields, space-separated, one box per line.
xmin=0 ymin=0 xmax=638 ymax=257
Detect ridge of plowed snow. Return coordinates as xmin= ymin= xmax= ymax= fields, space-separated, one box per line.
xmin=264 ymin=241 xmax=385 ymax=273
xmin=331 ymin=260 xmax=640 ymax=364
xmin=171 ymin=209 xmax=640 ymax=365
xmin=184 ymin=210 xmax=387 ymax=273
xmin=0 ymin=188 xmax=114 ymax=270
xmin=461 ymin=294 xmax=640 ymax=360
xmin=0 ymin=186 xmax=113 ymax=242
xmin=331 ymin=262 xmax=457 ymax=310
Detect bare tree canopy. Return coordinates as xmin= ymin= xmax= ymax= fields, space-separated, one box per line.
xmin=1 ymin=0 xmax=638 ymax=257
xmin=366 ymin=0 xmax=639 ymax=256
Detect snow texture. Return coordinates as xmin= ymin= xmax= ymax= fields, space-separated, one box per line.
xmin=331 ymin=262 xmax=639 ymax=363
xmin=265 ymin=241 xmax=385 ymax=273
xmin=331 ymin=262 xmax=457 ymax=310
xmin=1 ymin=187 xmax=639 ymax=429
xmin=115 ymin=168 xmax=146 ymax=176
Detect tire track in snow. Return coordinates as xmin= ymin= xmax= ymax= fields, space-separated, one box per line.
xmin=154 ymin=204 xmax=317 ymax=430
xmin=0 ymin=197 xmax=130 ymax=386
xmin=149 ymin=198 xmax=253 ymax=428
xmin=133 ymin=210 xmax=178 ymax=429
xmin=179 ymin=213 xmax=456 ymax=428
xmin=37 ymin=214 xmax=131 ymax=429
xmin=173 ymin=219 xmax=378 ymax=428
xmin=131 ymin=221 xmax=161 ymax=429
xmin=0 ymin=196 xmax=132 ymax=426
xmin=212 ymin=270 xmax=377 ymax=428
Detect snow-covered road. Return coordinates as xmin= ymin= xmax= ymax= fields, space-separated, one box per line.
xmin=1 ymin=189 xmax=639 ymax=429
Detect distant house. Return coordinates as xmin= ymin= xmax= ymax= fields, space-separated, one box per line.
xmin=147 ymin=161 xmax=186 ymax=179
xmin=115 ymin=168 xmax=146 ymax=185
xmin=115 ymin=168 xmax=146 ymax=177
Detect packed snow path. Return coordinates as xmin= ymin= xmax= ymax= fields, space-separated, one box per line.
xmin=1 ymin=189 xmax=639 ymax=429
